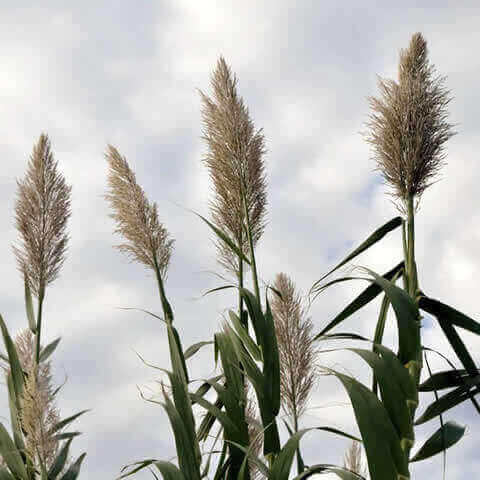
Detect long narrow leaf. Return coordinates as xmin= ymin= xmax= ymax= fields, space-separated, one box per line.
xmin=410 ymin=421 xmax=466 ymax=462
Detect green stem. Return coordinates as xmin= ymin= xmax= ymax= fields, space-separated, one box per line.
xmin=242 ymin=189 xmax=261 ymax=303
xmin=403 ymin=195 xmax=423 ymax=467
xmin=153 ymin=258 xmax=173 ymax=324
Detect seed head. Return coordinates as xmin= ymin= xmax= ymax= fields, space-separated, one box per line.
xmin=14 ymin=134 xmax=71 ymax=297
xmin=14 ymin=330 xmax=60 ymax=468
xmin=365 ymin=32 xmax=456 ymax=210
xmin=343 ymin=441 xmax=367 ymax=477
xmin=200 ymin=56 xmax=267 ymax=275
xmin=105 ymin=145 xmax=174 ymax=278
xmin=271 ymin=273 xmax=317 ymax=424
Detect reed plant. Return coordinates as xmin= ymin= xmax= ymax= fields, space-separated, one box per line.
xmin=310 ymin=33 xmax=480 ymax=480
xmin=111 ymin=59 xmax=362 ymax=480
xmin=0 ymin=134 xmax=87 ymax=479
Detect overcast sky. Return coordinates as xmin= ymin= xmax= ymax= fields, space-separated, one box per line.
xmin=1 ymin=1 xmax=480 ymax=479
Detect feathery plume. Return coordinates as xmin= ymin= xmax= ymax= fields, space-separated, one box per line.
xmin=14 ymin=134 xmax=71 ymax=297
xmin=200 ymin=56 xmax=267 ymax=275
xmin=13 ymin=330 xmax=61 ymax=468
xmin=343 ymin=441 xmax=367 ymax=477
xmin=365 ymin=32 xmax=455 ymax=210
xmin=271 ymin=273 xmax=317 ymax=429
xmin=105 ymin=145 xmax=174 ymax=278
xmin=245 ymin=392 xmax=264 ymax=479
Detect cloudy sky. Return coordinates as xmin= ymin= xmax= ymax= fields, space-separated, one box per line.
xmin=1 ymin=1 xmax=480 ymax=478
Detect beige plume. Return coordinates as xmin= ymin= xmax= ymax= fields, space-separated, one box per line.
xmin=14 ymin=134 xmax=71 ymax=297
xmin=199 ymin=56 xmax=267 ymax=275
xmin=343 ymin=441 xmax=367 ymax=477
xmin=7 ymin=330 xmax=61 ymax=468
xmin=271 ymin=273 xmax=317 ymax=430
xmin=105 ymin=145 xmax=174 ymax=279
xmin=365 ymin=32 xmax=455 ymax=210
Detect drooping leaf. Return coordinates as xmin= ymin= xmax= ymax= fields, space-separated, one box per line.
xmin=315 ymin=262 xmax=404 ymax=339
xmin=420 ymin=369 xmax=479 ymax=392
xmin=410 ymin=421 xmax=466 ymax=462
xmin=294 ymin=464 xmax=366 ymax=480
xmin=415 ymin=385 xmax=480 ymax=425
xmin=153 ymin=461 xmax=187 ymax=480
xmin=183 ymin=341 xmax=213 ymax=360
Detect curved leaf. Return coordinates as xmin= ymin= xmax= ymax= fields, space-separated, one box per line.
xmin=411 ymin=421 xmax=466 ymax=462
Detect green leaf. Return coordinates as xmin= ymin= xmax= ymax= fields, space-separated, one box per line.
xmin=419 ymin=296 xmax=480 ymax=335
xmin=24 ymin=275 xmax=36 ymax=333
xmin=294 ymin=464 xmax=366 ymax=480
xmin=117 ymin=460 xmax=158 ymax=479
xmin=311 ymin=216 xmax=402 ymax=287
xmin=40 ymin=337 xmax=61 ymax=363
xmin=363 ymin=268 xmax=420 ymax=366
xmin=6 ymin=374 xmax=26 ymax=458
xmin=271 ymin=427 xmax=361 ymax=480
xmin=53 ymin=432 xmax=82 ymax=441
xmin=194 ymin=212 xmax=251 ymax=265
xmin=419 ymin=296 xmax=479 ymax=377
xmin=48 ymin=410 xmax=89 ymax=435
xmin=329 ymin=369 xmax=409 ymax=480
xmin=189 ymin=393 xmax=240 ymax=438
xmin=411 ymin=421 xmax=466 ymax=462
xmin=0 ymin=315 xmax=24 ymax=404
xmin=315 ymin=262 xmax=404 ymax=339
xmin=415 ymin=385 xmax=480 ymax=425
xmin=48 ymin=439 xmax=73 ymax=479
xmin=58 ymin=453 xmax=86 ymax=480
xmin=420 ymin=369 xmax=480 ymax=392
xmin=346 ymin=348 xmax=414 ymax=444
xmin=183 ymin=341 xmax=213 ymax=360
xmin=0 ymin=423 xmax=28 ymax=480
xmin=154 ymin=461 xmax=186 ymax=480
xmin=0 ymin=467 xmax=15 ymax=480
xmin=229 ymin=311 xmax=262 ymax=361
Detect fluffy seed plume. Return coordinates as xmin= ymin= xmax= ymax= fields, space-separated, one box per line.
xmin=343 ymin=441 xmax=367 ymax=477
xmin=200 ymin=56 xmax=267 ymax=275
xmin=14 ymin=134 xmax=71 ymax=297
xmin=13 ymin=330 xmax=61 ymax=468
xmin=271 ymin=273 xmax=317 ymax=427
xmin=365 ymin=32 xmax=455 ymax=209
xmin=105 ymin=145 xmax=174 ymax=278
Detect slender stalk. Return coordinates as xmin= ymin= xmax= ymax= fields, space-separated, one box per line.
xmin=153 ymin=256 xmax=173 ymax=324
xmin=242 ymin=186 xmax=261 ymax=303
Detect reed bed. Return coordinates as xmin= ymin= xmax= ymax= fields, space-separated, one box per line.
xmin=0 ymin=31 xmax=478 ymax=480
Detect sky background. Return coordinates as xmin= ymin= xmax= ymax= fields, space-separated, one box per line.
xmin=1 ymin=1 xmax=480 ymax=478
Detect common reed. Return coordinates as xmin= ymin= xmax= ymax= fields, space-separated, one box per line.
xmin=13 ymin=133 xmax=71 ymax=363
xmin=365 ymin=32 xmax=455 ymax=210
xmin=199 ymin=56 xmax=267 ymax=303
xmin=310 ymin=32 xmax=479 ymax=480
xmin=271 ymin=273 xmax=317 ymax=430
xmin=0 ymin=134 xmax=86 ymax=479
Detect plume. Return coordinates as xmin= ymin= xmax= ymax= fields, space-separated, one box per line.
xmin=271 ymin=273 xmax=317 ymax=427
xmin=14 ymin=134 xmax=71 ymax=297
xmin=365 ymin=32 xmax=455 ymax=209
xmin=343 ymin=441 xmax=367 ymax=477
xmin=11 ymin=330 xmax=61 ymax=468
xmin=105 ymin=145 xmax=174 ymax=278
xmin=199 ymin=56 xmax=267 ymax=275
